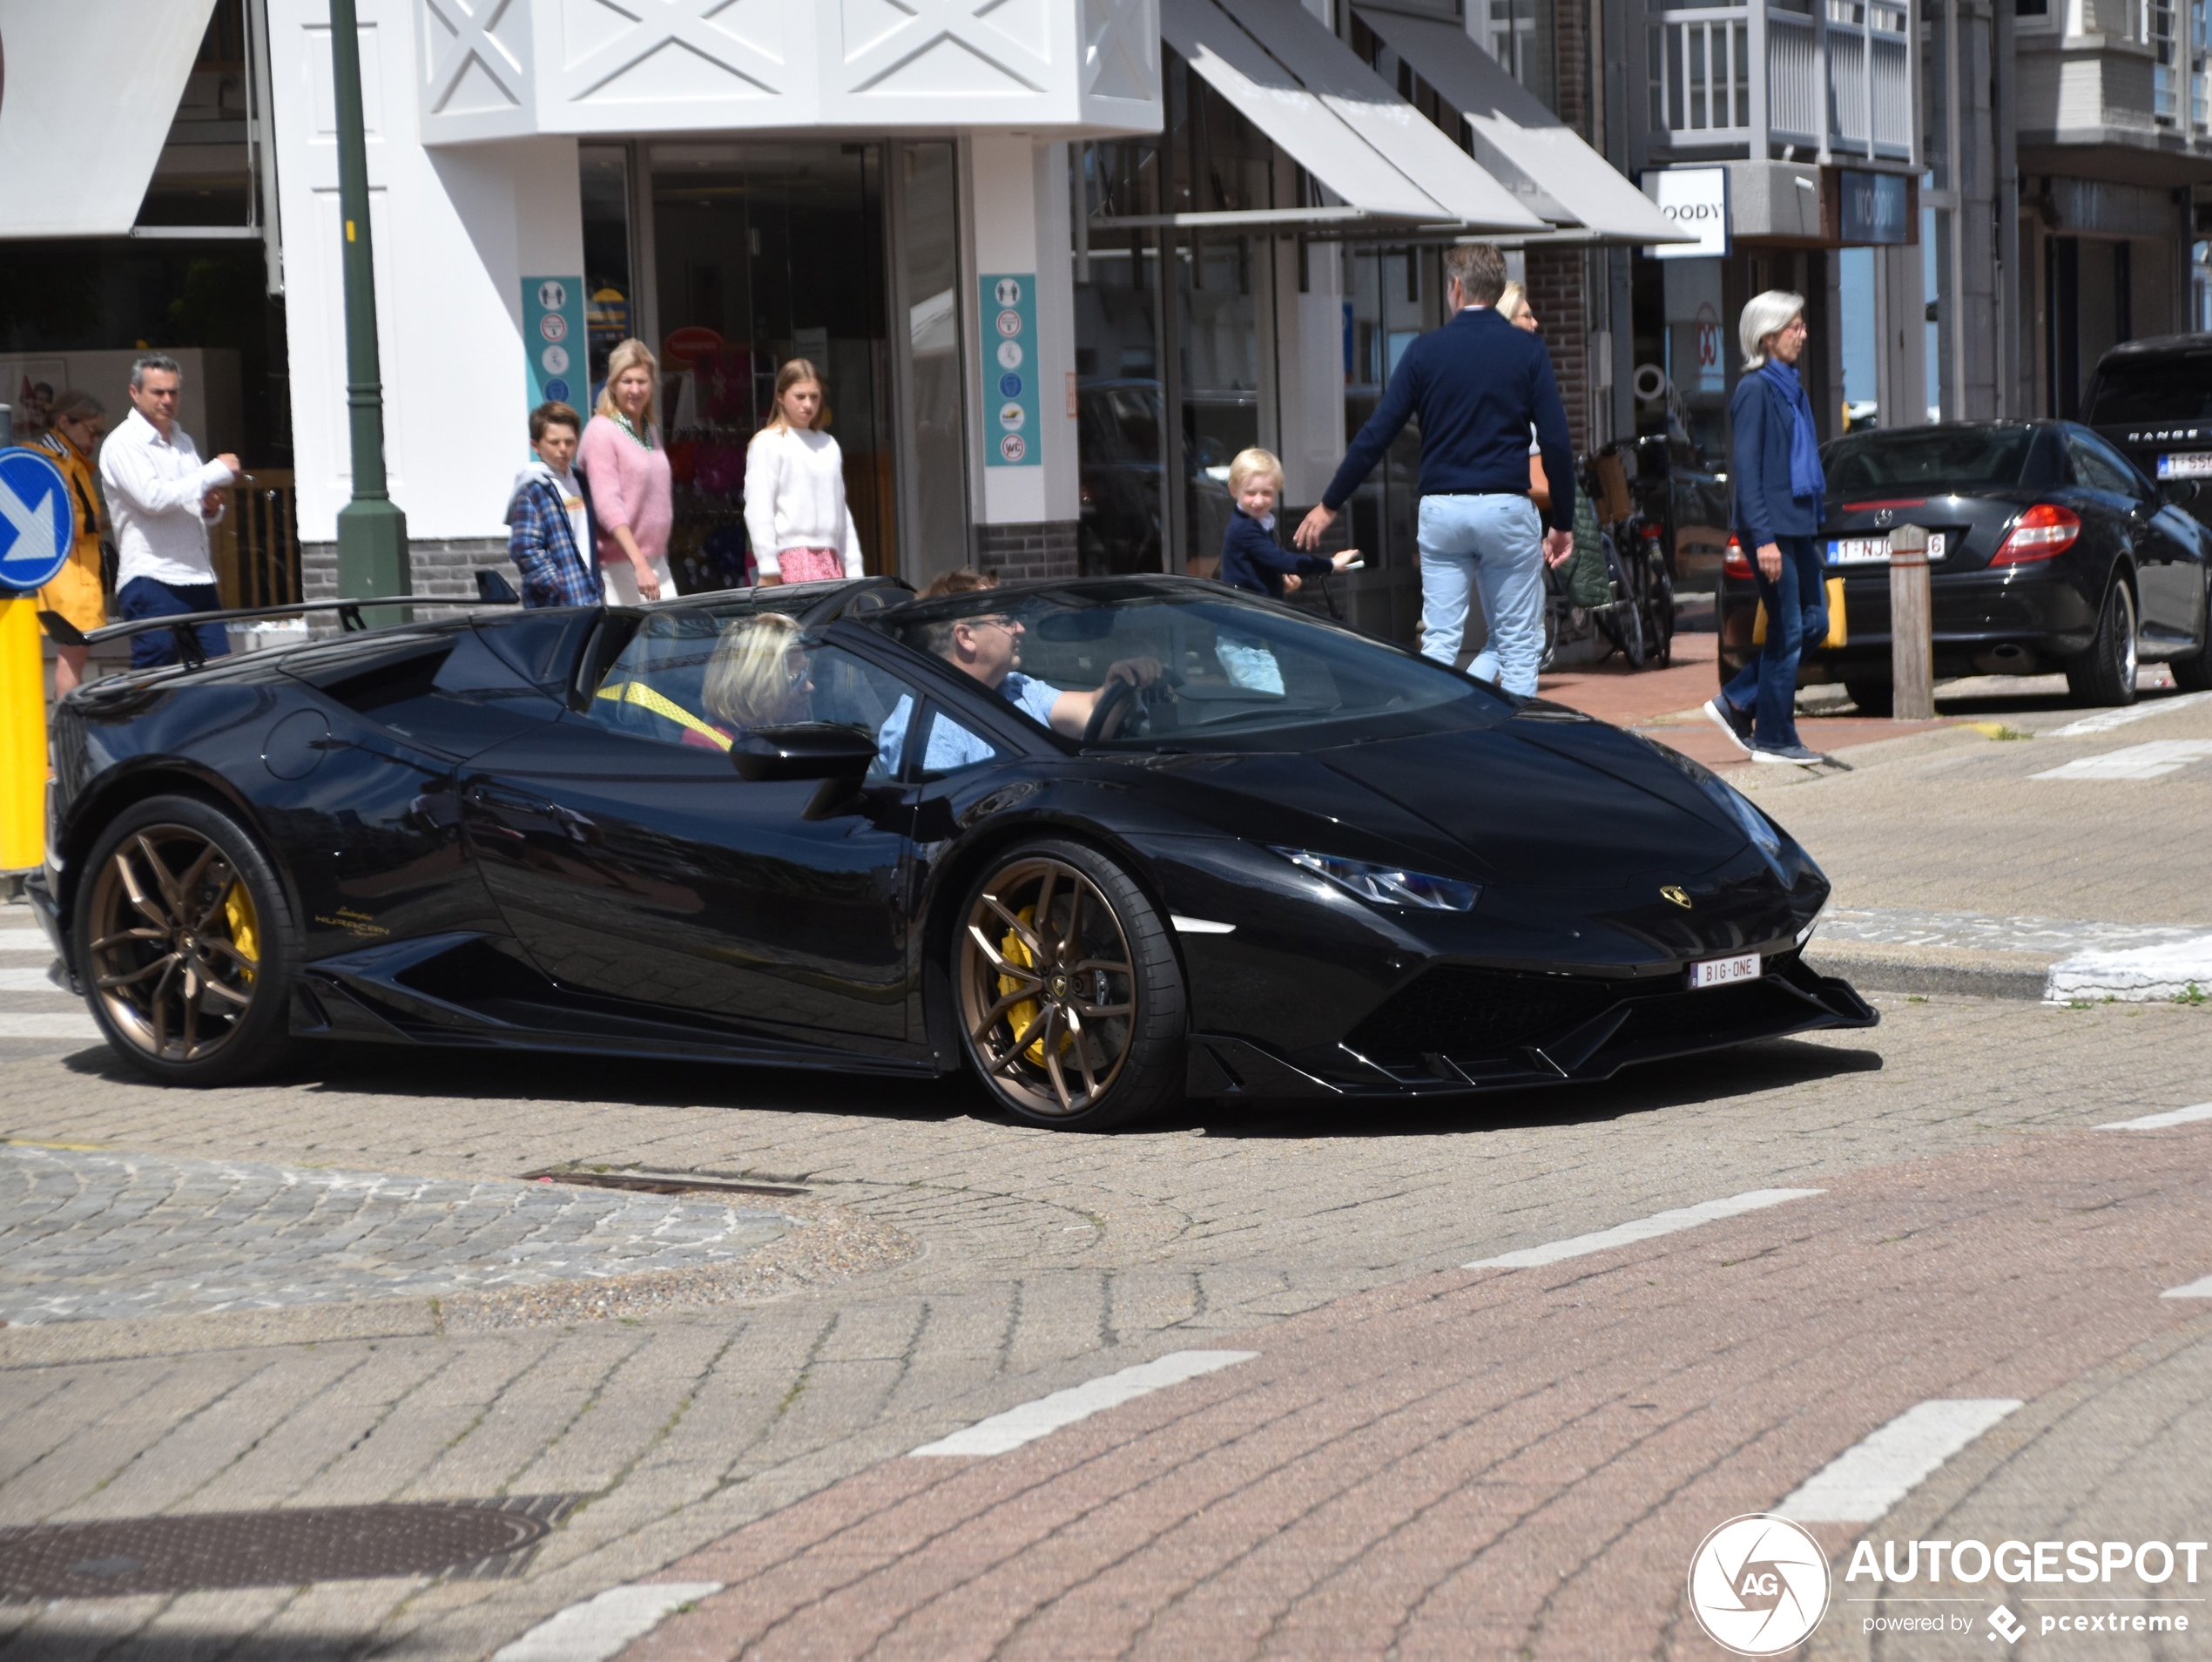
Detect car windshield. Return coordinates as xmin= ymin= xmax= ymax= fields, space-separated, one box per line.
xmin=2082 ymin=354 xmax=2212 ymax=425
xmin=1823 ymin=426 xmax=2036 ymax=495
xmin=869 ymin=581 xmax=1507 ymax=751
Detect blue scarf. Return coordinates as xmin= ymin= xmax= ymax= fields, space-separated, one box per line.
xmin=1759 ymin=357 xmax=1826 ymax=503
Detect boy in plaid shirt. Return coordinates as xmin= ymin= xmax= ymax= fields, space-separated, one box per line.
xmin=506 ymin=402 xmax=602 ymax=607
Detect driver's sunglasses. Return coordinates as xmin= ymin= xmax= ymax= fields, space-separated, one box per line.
xmin=964 ymin=614 xmax=1021 ymax=633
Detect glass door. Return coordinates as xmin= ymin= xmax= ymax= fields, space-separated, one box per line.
xmin=649 ymin=143 xmax=893 ymax=593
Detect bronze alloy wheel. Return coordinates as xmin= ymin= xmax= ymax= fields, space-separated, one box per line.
xmin=85 ymin=824 xmax=263 ymax=1064
xmin=958 ymin=856 xmax=1139 ymax=1119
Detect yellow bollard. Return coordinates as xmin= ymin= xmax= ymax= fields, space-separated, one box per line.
xmin=0 ymin=595 xmax=48 ymax=873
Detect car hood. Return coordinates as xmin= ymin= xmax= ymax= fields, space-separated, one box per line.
xmin=1310 ymin=713 xmax=1745 ymax=888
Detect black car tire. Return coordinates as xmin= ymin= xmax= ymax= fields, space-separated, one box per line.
xmin=953 ymin=838 xmax=1186 ymax=1131
xmin=73 ymin=794 xmax=300 ymax=1087
xmin=1844 ymin=678 xmax=1893 ymax=717
xmin=2174 ymin=576 xmax=2212 ymax=691
xmin=2064 ymin=578 xmax=2139 ymax=707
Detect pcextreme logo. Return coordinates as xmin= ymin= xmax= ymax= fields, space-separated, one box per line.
xmin=1687 ymin=1514 xmax=1832 ymax=1655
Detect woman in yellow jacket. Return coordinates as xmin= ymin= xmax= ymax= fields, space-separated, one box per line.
xmin=35 ymin=391 xmax=109 ymax=696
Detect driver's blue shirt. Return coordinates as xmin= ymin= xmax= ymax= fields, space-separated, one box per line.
xmin=878 ymin=671 xmax=1062 ymax=774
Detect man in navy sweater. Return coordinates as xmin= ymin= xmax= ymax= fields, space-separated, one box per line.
xmin=1295 ymin=243 xmax=1574 ymax=694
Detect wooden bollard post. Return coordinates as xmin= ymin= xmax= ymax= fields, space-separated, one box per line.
xmin=1888 ymin=523 xmax=1934 ymax=720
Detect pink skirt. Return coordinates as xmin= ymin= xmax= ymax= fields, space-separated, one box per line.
xmin=777 ymin=546 xmax=845 ymax=584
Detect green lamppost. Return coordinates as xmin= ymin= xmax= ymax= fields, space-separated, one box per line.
xmin=328 ymin=0 xmax=408 ymax=613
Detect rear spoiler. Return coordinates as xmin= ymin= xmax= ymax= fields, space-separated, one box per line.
xmin=38 ymin=568 xmax=524 ymax=671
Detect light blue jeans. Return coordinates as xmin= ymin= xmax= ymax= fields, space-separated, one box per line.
xmin=1417 ymin=492 xmax=1546 ymax=694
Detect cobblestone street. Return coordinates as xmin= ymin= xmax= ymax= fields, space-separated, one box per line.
xmin=2 ymin=687 xmax=2209 ymax=1659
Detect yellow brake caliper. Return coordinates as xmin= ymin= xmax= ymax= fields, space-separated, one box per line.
xmin=998 ymin=905 xmax=1073 ymax=1064
xmin=223 ymin=882 xmax=259 ymax=983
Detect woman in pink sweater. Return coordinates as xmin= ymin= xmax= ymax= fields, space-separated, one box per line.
xmin=578 ymin=338 xmax=676 ymax=603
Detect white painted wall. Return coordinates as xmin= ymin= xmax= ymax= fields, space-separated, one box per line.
xmin=968 ymin=135 xmax=1081 ymax=526
xmin=412 ymin=0 xmax=1161 ymax=147
xmin=1275 ymin=241 xmax=1347 ymax=506
xmin=271 ymin=1 xmax=583 ymax=545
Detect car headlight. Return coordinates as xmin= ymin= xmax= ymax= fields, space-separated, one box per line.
xmin=1271 ymin=848 xmax=1480 ymax=912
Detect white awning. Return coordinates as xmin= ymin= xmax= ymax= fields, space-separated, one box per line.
xmin=0 ymin=0 xmax=219 ymax=238
xmin=1157 ymin=0 xmax=1544 ymax=233
xmin=1352 ymin=7 xmax=1689 ymax=244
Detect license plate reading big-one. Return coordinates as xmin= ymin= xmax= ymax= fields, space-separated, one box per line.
xmin=2158 ymin=452 xmax=2212 ymax=479
xmin=1826 ymin=533 xmax=1946 ymax=564
xmin=1689 ymin=952 xmax=1761 ymax=990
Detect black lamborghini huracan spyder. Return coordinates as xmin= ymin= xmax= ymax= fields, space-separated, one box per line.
xmin=30 ymin=575 xmax=1873 ymax=1129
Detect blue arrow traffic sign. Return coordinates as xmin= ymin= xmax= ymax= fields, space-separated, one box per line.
xmin=0 ymin=448 xmax=73 ymax=594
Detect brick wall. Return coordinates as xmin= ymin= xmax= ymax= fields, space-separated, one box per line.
xmin=300 ymin=537 xmax=524 ymax=632
xmin=1527 ymin=248 xmax=1593 ymax=455
xmin=975 ymin=520 xmax=1080 ymax=582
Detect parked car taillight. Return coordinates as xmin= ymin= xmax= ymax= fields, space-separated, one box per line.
xmin=1722 ymin=536 xmax=1752 ymax=579
xmin=1989 ymin=503 xmax=2080 ymax=566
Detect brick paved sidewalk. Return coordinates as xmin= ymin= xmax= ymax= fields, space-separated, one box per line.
xmin=629 ymin=1126 xmax=2212 ymax=1662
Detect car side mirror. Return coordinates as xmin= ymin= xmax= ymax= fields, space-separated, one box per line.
xmin=729 ymin=722 xmax=879 ymax=783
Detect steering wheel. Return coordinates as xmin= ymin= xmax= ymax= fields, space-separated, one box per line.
xmin=1084 ymin=676 xmax=1142 ymax=743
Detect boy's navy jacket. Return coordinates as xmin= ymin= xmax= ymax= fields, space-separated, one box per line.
xmin=1728 ymin=368 xmax=1822 ymax=544
xmin=1321 ymin=305 xmax=1575 ymax=534
xmin=1219 ymin=509 xmax=1332 ymax=598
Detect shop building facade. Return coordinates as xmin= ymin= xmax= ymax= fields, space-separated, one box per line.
xmin=5 ymin=0 xmax=1683 ymax=640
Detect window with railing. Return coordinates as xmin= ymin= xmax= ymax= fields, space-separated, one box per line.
xmin=1647 ymin=12 xmax=1752 ymax=135
xmin=2153 ymin=0 xmax=2182 ymax=124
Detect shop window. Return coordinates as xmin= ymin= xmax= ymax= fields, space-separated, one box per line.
xmin=579 ymin=147 xmax=634 ymax=394
xmin=647 ymin=143 xmax=892 ymax=596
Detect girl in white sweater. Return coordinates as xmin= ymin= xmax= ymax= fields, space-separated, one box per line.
xmin=745 ymin=360 xmax=864 ymax=585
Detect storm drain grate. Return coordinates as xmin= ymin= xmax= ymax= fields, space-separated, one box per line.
xmin=523 ymin=1167 xmax=810 ymax=1199
xmin=0 ymin=1496 xmax=581 ymax=1599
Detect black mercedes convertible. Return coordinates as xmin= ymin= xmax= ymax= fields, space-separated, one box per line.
xmin=30 ymin=576 xmax=1873 ymax=1129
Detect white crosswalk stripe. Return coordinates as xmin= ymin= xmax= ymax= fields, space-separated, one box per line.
xmin=0 ymin=915 xmax=96 ymax=1042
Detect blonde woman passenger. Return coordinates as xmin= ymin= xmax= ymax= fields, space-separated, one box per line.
xmin=700 ymin=612 xmax=813 ymax=741
xmin=578 ymin=338 xmax=677 ymax=604
xmin=745 ymin=359 xmax=863 ymax=587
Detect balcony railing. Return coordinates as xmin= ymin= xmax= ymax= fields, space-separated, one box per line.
xmin=1646 ymin=1 xmax=1915 ymax=163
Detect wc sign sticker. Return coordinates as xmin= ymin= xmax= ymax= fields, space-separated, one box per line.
xmin=522 ymin=277 xmax=587 ymax=410
xmin=1646 ymin=166 xmax=1729 ymax=260
xmin=981 ymin=274 xmax=1040 ymax=466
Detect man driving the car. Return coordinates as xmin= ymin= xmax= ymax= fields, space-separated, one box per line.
xmin=879 ymin=607 xmax=1162 ymax=773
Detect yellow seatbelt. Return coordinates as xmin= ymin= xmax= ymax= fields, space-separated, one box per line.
xmin=594 ymin=680 xmax=732 ymax=750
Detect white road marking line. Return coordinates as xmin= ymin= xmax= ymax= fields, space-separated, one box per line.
xmin=2098 ymin=1102 xmax=2212 ymax=1130
xmin=2046 ymin=936 xmax=2212 ymax=1004
xmin=2164 ymin=1277 xmax=2212 ymax=1299
xmin=0 ymin=967 xmax=64 ymax=992
xmin=2047 ymin=691 xmax=2212 ymax=737
xmin=0 ymin=1013 xmax=98 ymax=1039
xmin=490 ymin=1582 xmax=724 ymax=1662
xmin=1462 ymin=1188 xmax=1824 ymax=1270
xmin=0 ymin=936 xmax=53 ymax=953
xmin=2031 ymin=740 xmax=2212 ymax=780
xmin=909 ymin=1349 xmax=1258 ymax=1457
xmin=1781 ymin=1399 xmax=2022 ymax=1523
xmin=1170 ymin=915 xmax=1237 ymax=934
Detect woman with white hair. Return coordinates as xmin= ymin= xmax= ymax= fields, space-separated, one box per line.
xmin=1703 ymin=291 xmax=1830 ymax=765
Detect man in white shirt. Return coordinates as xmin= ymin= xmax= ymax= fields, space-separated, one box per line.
xmin=100 ymin=355 xmax=241 ymax=669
